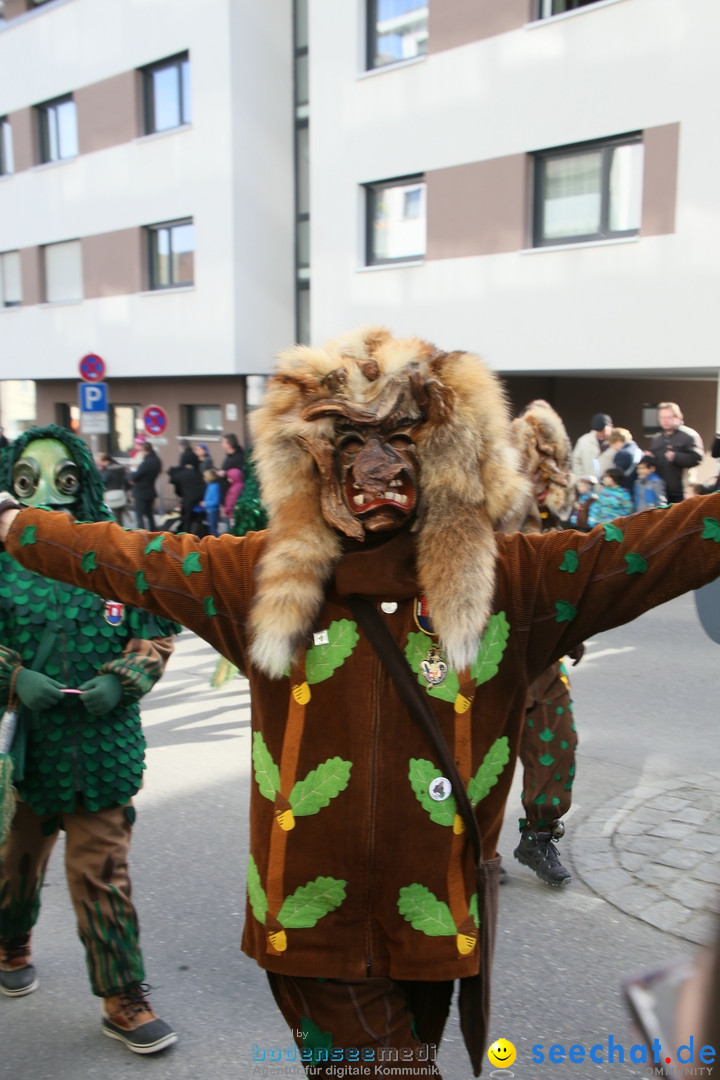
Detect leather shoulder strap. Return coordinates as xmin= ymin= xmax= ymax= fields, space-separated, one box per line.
xmin=348 ymin=595 xmax=483 ymax=867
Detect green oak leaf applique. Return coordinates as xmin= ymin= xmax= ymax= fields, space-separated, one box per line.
xmin=602 ymin=523 xmax=624 ymax=543
xmin=559 ymin=550 xmax=579 ymax=573
xmin=135 ymin=570 xmax=149 ymax=594
xmin=305 ymin=620 xmax=359 ymax=685
xmin=246 ymin=854 xmax=267 ymax=924
xmin=20 ymin=526 xmax=37 ymax=546
xmin=289 ymin=757 xmax=352 ymax=817
xmin=406 ymin=632 xmax=458 ymax=703
xmin=81 ymin=551 xmax=97 ymax=572
xmin=468 ymin=892 xmax=479 ymax=929
xmin=277 ymin=877 xmax=347 ymax=928
xmin=204 ymin=596 xmax=217 ymax=617
xmin=182 ymin=552 xmax=203 ymax=576
xmin=144 ymin=536 xmax=164 ymax=554
xmin=539 ymin=753 xmax=555 ymax=767
xmin=409 ymin=758 xmax=457 ymax=827
xmin=472 ymin=612 xmax=510 ymax=687
xmin=701 ymin=517 xmax=720 ymax=543
xmin=467 ymin=736 xmax=510 ymax=807
xmin=624 ymin=552 xmax=648 ymax=574
xmin=397 ymin=884 xmax=456 ymax=937
xmin=555 ymin=600 xmax=576 ymax=624
xmin=252 ymin=732 xmax=281 ymax=801
xmin=300 ymin=1017 xmax=333 ymax=1061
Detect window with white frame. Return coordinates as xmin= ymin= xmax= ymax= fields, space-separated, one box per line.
xmin=181 ymin=404 xmax=221 ymax=438
xmin=367 ymin=0 xmax=428 ymax=70
xmin=533 ymin=134 xmax=643 ymax=246
xmin=43 ymin=239 xmax=83 ymax=302
xmin=365 ymin=176 xmax=426 ymax=265
xmin=0 ymin=250 xmax=22 ymax=307
xmin=147 ymin=219 xmax=194 ymax=289
xmin=37 ymin=95 xmax=78 ymax=163
xmin=536 ymin=0 xmax=607 ymax=17
xmin=142 ymin=53 xmax=191 ymax=134
xmin=0 ymin=117 xmax=14 ymax=176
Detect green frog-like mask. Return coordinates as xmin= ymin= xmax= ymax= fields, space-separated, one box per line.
xmin=12 ymin=438 xmax=81 ymax=510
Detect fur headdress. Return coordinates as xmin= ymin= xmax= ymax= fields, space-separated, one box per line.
xmin=509 ymin=400 xmax=575 ymax=531
xmin=249 ymin=326 xmax=530 ymax=677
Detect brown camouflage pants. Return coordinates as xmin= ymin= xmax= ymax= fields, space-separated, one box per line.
xmin=0 ymin=797 xmax=144 ymax=996
xmin=266 ymin=973 xmax=450 ymax=1078
xmin=520 ymin=660 xmax=578 ymax=830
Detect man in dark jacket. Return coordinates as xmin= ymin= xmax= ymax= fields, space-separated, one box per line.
xmin=649 ymin=402 xmax=704 ymax=503
xmin=167 ymin=463 xmax=207 ymax=536
xmin=131 ymin=443 xmax=162 ymax=529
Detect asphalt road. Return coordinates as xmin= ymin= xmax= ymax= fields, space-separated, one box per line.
xmin=2 ymin=591 xmax=718 ymax=1080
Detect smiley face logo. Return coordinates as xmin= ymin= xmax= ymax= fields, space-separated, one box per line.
xmin=488 ymin=1038 xmax=517 ymax=1068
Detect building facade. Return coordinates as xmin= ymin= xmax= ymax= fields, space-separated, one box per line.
xmin=308 ymin=0 xmax=720 ymax=461
xmin=0 ymin=0 xmax=294 ymax=462
xmin=1 ymin=0 xmax=720 ymax=483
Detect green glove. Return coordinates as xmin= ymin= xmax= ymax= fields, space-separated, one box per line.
xmin=14 ymin=668 xmax=66 ymax=710
xmin=79 ymin=674 xmax=123 ymax=715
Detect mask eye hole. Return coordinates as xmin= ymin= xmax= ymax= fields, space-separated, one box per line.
xmin=55 ymin=462 xmax=81 ymax=496
xmin=12 ymin=459 xmax=40 ymax=500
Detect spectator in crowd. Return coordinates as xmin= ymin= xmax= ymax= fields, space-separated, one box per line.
xmin=202 ymin=468 xmax=222 ymax=537
xmin=571 ymin=413 xmax=616 ymax=479
xmin=177 ymin=439 xmax=200 ymax=471
xmin=634 ymin=454 xmax=667 ymax=510
xmin=195 ymin=443 xmax=214 ymax=472
xmin=609 ymin=427 xmax=643 ymax=493
xmin=98 ymin=453 xmax=130 ymax=525
xmin=167 ymin=463 xmax=206 ymax=536
xmin=217 ymin=433 xmax=245 ymax=498
xmin=587 ymin=466 xmax=635 ymax=527
xmin=569 ymin=475 xmax=598 ymax=531
xmin=649 ymin=402 xmax=704 ymax=503
xmin=223 ymin=466 xmax=244 ymax=524
xmin=130 ymin=442 xmax=162 ymax=530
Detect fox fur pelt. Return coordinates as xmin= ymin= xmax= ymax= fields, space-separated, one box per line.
xmin=510 ymin=400 xmax=575 ymax=532
xmin=249 ymin=326 xmax=530 ymax=678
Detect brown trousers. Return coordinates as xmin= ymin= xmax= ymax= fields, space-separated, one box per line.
xmin=520 ymin=660 xmax=578 ymax=829
xmin=266 ymin=973 xmax=451 ymax=1078
xmin=0 ymin=797 xmax=144 ymax=996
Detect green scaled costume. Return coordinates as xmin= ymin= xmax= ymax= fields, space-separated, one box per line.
xmin=0 ymin=426 xmax=180 ymax=1000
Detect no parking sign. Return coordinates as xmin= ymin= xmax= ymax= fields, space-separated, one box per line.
xmin=143 ymin=405 xmax=168 ymax=437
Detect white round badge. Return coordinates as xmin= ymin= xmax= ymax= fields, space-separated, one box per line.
xmin=428 ymin=777 xmax=452 ymax=802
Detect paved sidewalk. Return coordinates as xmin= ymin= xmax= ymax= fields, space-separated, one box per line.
xmin=572 ymin=772 xmax=720 ymax=945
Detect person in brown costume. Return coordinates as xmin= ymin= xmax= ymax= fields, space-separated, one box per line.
xmin=1 ymin=327 xmax=720 ymax=1078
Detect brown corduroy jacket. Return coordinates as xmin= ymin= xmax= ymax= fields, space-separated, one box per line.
xmin=5 ymin=497 xmax=720 ymax=984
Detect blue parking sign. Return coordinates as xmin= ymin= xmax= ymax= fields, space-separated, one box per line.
xmin=79 ymin=382 xmax=108 ymax=412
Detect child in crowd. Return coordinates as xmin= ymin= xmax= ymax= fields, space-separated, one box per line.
xmin=587 ymin=466 xmax=635 ymax=527
xmin=634 ymin=454 xmax=667 ymax=510
xmin=223 ymin=466 xmax=244 ymax=522
xmin=570 ymin=475 xmax=598 ymax=531
xmin=202 ymin=468 xmax=222 ymax=536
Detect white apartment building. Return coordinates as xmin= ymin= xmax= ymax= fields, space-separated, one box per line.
xmin=0 ymin=0 xmax=294 ymax=456
xmin=309 ymin=0 xmax=720 ymax=460
xmin=1 ymin=0 xmax=719 ymax=471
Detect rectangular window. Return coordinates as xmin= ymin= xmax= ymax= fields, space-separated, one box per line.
xmin=181 ymin=404 xmax=221 ymax=438
xmin=367 ymin=0 xmax=428 ymax=70
xmin=147 ymin=219 xmax=195 ymax=289
xmin=43 ymin=239 xmax=83 ymax=302
xmin=365 ymin=176 xmax=426 ymax=265
xmin=0 ymin=117 xmax=14 ymax=176
xmin=0 ymin=250 xmax=22 ymax=307
xmin=533 ymin=135 xmax=643 ymax=246
xmin=536 ymin=0 xmax=606 ymax=17
xmin=143 ymin=53 xmax=191 ymax=134
xmin=37 ymin=95 xmax=78 ymax=163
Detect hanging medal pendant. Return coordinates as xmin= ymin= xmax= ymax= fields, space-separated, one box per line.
xmin=420 ymin=644 xmax=448 ymax=687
